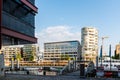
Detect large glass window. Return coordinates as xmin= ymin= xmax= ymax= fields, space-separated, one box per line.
xmin=2 ymin=35 xmax=32 ymax=46
xmin=2 ymin=0 xmax=35 ymax=37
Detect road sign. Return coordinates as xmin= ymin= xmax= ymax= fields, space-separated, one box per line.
xmin=38 ymin=68 xmax=42 ymax=72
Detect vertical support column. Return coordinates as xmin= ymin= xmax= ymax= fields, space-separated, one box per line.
xmin=11 ymin=59 xmax=14 ymax=70
xmin=0 ymin=53 xmax=4 ymax=76
xmin=68 ymin=60 xmax=70 ymax=71
xmin=0 ymin=0 xmax=2 ymax=49
xmin=96 ymin=56 xmax=98 ymax=68
xmin=17 ymin=59 xmax=20 ymax=69
xmin=75 ymin=56 xmax=77 ymax=70
xmin=0 ymin=0 xmax=3 ymax=73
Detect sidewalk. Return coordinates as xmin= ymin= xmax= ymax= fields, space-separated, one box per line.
xmin=64 ymin=71 xmax=80 ymax=76
xmin=0 ymin=71 xmax=120 ymax=80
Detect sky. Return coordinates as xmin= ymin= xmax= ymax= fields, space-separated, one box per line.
xmin=35 ymin=0 xmax=120 ymax=55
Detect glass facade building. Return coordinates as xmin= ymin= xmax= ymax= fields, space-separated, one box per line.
xmin=44 ymin=41 xmax=81 ymax=61
xmin=0 ymin=0 xmax=38 ymax=46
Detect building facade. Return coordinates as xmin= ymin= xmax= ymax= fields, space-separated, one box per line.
xmin=22 ymin=44 xmax=39 ymax=61
xmin=0 ymin=44 xmax=39 ymax=67
xmin=115 ymin=43 xmax=120 ymax=56
xmin=0 ymin=0 xmax=38 ymax=47
xmin=81 ymin=27 xmax=98 ymax=64
xmin=44 ymin=41 xmax=81 ymax=61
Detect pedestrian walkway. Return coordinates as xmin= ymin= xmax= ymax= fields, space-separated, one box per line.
xmin=0 ymin=71 xmax=120 ymax=80
xmin=64 ymin=71 xmax=80 ymax=76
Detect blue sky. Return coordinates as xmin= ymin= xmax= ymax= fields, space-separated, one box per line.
xmin=35 ymin=0 xmax=120 ymax=55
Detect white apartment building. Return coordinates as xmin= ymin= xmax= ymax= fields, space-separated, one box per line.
xmin=44 ymin=41 xmax=81 ymax=61
xmin=81 ymin=27 xmax=98 ymax=64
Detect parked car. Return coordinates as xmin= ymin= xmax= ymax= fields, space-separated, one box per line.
xmin=104 ymin=71 xmax=112 ymax=77
xmin=96 ymin=66 xmax=104 ymax=77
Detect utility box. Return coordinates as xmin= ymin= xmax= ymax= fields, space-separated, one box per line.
xmin=80 ymin=63 xmax=85 ymax=78
xmin=0 ymin=53 xmax=4 ymax=76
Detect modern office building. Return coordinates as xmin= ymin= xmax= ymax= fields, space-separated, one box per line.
xmin=0 ymin=44 xmax=39 ymax=67
xmin=44 ymin=40 xmax=81 ymax=61
xmin=0 ymin=0 xmax=38 ymax=48
xmin=23 ymin=44 xmax=39 ymax=61
xmin=81 ymin=27 xmax=98 ymax=64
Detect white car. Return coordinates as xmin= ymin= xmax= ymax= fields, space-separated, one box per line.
xmin=96 ymin=66 xmax=104 ymax=77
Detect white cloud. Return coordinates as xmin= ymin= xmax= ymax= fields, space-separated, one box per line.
xmin=36 ymin=25 xmax=81 ymax=51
